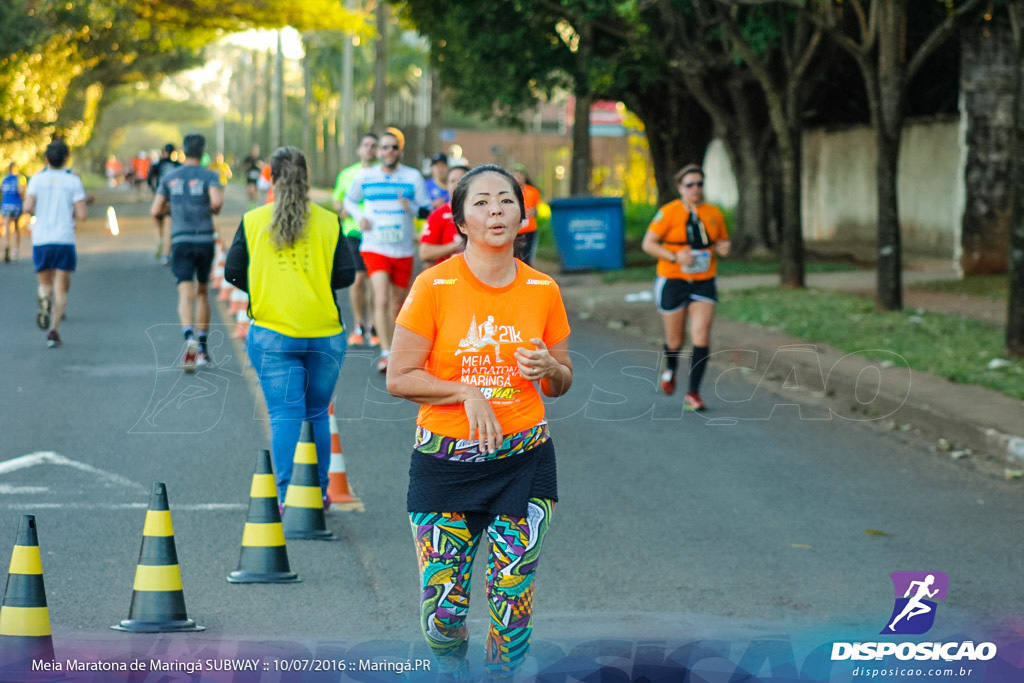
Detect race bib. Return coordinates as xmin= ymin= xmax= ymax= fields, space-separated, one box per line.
xmin=682 ymin=249 xmax=711 ymax=275
xmin=375 ymin=225 xmax=403 ymax=244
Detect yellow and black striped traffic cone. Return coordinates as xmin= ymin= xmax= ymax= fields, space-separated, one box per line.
xmin=282 ymin=422 xmax=335 ymax=540
xmin=228 ymin=450 xmax=301 ymax=583
xmin=112 ymin=483 xmax=204 ymax=632
xmin=0 ymin=515 xmax=54 ymax=666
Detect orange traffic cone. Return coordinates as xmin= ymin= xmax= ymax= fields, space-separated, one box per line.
xmin=0 ymin=515 xmax=55 ymax=668
xmin=228 ymin=450 xmax=301 ymax=583
xmin=233 ymin=309 xmax=250 ymax=339
xmin=228 ymin=287 xmax=249 ymax=316
xmin=217 ymin=281 xmax=234 ymax=302
xmin=210 ymin=240 xmax=226 ymax=290
xmin=326 ymin=402 xmax=363 ymax=512
xmin=282 ymin=422 xmax=335 ymax=540
xmin=112 ymin=483 xmax=204 ymax=632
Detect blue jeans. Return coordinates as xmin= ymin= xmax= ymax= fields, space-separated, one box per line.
xmin=247 ymin=325 xmax=346 ymax=501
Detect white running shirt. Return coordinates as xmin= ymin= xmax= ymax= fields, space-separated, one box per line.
xmin=343 ymin=164 xmax=431 ymax=258
xmin=26 ymin=168 xmax=86 ymax=245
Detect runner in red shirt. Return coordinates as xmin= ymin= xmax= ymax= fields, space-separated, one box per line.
xmin=418 ymin=164 xmax=468 ymax=266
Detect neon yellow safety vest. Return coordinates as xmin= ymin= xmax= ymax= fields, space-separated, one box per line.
xmin=243 ymin=203 xmax=343 ymax=338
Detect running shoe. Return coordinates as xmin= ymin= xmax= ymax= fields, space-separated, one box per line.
xmin=196 ymin=350 xmax=212 ymax=368
xmin=182 ymin=339 xmax=199 ymax=373
xmin=347 ymin=327 xmax=365 ymax=346
xmin=376 ymin=353 xmax=389 ymax=373
xmin=46 ymin=330 xmax=61 ymax=348
xmin=154 ymin=243 xmax=163 ymax=260
xmin=659 ymin=369 xmax=676 ymax=396
xmin=322 ymin=494 xmax=332 ymax=512
xmin=36 ymin=296 xmax=51 ymax=330
xmin=368 ymin=327 xmax=381 ymax=347
xmin=684 ymin=391 xmax=707 ymax=411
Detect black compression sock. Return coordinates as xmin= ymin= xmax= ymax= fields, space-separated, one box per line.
xmin=664 ymin=344 xmax=683 ymax=373
xmin=689 ymin=346 xmax=710 ymax=393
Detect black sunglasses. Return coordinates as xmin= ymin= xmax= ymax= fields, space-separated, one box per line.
xmin=684 ymin=181 xmax=704 ymax=188
xmin=380 ymin=145 xmax=400 ymax=151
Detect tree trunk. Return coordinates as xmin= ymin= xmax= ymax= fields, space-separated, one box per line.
xmin=720 ymin=79 xmax=771 ymax=255
xmin=302 ymin=39 xmax=312 ymax=173
xmin=872 ymin=0 xmax=907 ymax=310
xmin=875 ymin=125 xmax=904 ymax=310
xmin=249 ymin=51 xmax=260 ymax=151
xmin=424 ymin=45 xmax=443 ymax=157
xmin=725 ymin=136 xmax=769 ymax=256
xmin=570 ymin=23 xmax=594 ymax=196
xmin=777 ymin=125 xmax=805 ymax=287
xmin=372 ymin=2 xmax=388 ymax=133
xmin=622 ymin=84 xmax=712 ymax=208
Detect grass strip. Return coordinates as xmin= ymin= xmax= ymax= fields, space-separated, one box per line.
xmin=717 ymin=287 xmax=1023 ymax=400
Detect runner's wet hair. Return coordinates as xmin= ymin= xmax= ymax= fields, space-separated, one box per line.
xmin=183 ymin=133 xmax=205 ymax=160
xmin=45 ymin=140 xmax=69 ymax=168
xmin=451 ymin=164 xmax=525 ymax=237
xmin=268 ymin=146 xmax=310 ymax=249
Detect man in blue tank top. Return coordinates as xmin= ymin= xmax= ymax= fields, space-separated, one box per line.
xmin=1 ymin=162 xmax=25 ymax=262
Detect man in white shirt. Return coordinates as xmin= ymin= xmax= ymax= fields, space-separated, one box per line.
xmin=344 ymin=128 xmax=432 ymax=372
xmin=23 ymin=140 xmax=88 ymax=348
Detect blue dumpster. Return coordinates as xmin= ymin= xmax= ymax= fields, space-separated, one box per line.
xmin=548 ymin=196 xmax=625 ymax=272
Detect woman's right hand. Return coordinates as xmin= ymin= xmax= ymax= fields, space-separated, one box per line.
xmin=463 ymin=386 xmax=502 ymax=454
xmin=675 ymin=248 xmax=695 ymax=269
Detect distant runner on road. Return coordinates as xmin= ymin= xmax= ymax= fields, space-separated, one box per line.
xmin=147 ymin=143 xmax=181 ymax=263
xmin=150 ymin=133 xmax=224 ymax=372
xmin=642 ymin=163 xmax=731 ymax=411
xmin=23 ymin=140 xmax=88 ymax=348
xmin=343 ymin=127 xmax=432 ymax=373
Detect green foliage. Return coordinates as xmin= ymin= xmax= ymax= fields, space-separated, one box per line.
xmin=718 ymin=288 xmax=1024 ymax=400
xmin=399 ymin=0 xmax=580 ymax=124
xmin=0 ymin=0 xmax=361 ymax=166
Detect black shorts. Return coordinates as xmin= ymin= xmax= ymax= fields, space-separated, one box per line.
xmin=654 ymin=276 xmax=717 ymax=313
xmin=171 ymin=242 xmax=215 ymax=285
xmin=345 ymin=235 xmax=366 ymax=272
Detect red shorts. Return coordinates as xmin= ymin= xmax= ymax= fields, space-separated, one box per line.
xmin=362 ymin=252 xmax=415 ymax=288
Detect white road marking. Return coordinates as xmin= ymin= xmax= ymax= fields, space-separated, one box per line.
xmin=0 ymin=503 xmax=247 ymax=511
xmin=0 ymin=451 xmax=149 ymax=495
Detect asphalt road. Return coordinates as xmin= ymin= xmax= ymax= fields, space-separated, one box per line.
xmin=0 ymin=186 xmax=1020 ymax=680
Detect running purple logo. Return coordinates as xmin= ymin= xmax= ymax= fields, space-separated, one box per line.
xmin=880 ymin=571 xmax=949 ymax=635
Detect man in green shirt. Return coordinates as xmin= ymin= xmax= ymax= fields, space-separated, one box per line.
xmin=332 ymin=132 xmax=379 ymax=346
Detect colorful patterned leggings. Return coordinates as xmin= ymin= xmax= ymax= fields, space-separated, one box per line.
xmin=409 ymin=498 xmax=554 ymax=678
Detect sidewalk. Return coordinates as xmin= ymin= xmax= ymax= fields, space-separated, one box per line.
xmin=544 ymin=257 xmax=1024 ymax=475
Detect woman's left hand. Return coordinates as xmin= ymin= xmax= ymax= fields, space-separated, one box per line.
xmin=515 ymin=338 xmax=557 ymax=382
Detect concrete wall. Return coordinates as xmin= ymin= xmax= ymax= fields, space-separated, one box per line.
xmin=703 ymin=117 xmax=962 ymax=258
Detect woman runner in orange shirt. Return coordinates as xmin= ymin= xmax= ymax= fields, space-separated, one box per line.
xmin=387 ymin=164 xmax=573 ymax=680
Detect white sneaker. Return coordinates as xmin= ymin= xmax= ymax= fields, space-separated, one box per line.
xmin=182 ymin=340 xmax=199 ymax=373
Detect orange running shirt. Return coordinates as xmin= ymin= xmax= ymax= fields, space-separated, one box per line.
xmin=647 ymin=200 xmax=728 ymax=281
xmin=260 ymin=164 xmax=274 ymax=203
xmin=518 ymin=184 xmax=540 ymax=234
xmin=396 ymin=255 xmax=571 ymax=438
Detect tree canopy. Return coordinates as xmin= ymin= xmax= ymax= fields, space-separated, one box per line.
xmin=0 ymin=0 xmax=362 ymax=167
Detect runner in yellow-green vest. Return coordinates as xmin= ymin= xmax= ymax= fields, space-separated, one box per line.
xmin=331 ymin=132 xmax=379 ymax=347
xmin=225 ymin=146 xmax=355 ymax=506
